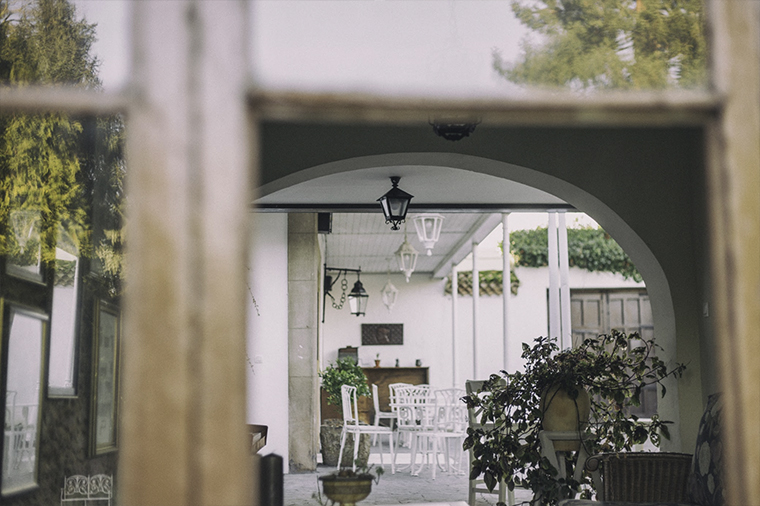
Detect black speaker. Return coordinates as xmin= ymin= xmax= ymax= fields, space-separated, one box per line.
xmin=318 ymin=212 xmax=332 ymax=234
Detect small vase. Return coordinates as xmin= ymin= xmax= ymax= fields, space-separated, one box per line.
xmin=374 ymin=360 xmax=381 ymax=367
xmin=319 ymin=475 xmax=373 ymax=506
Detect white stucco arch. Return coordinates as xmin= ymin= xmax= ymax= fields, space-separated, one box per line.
xmin=260 ymin=152 xmax=681 ymax=449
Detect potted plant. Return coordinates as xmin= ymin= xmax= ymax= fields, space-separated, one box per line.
xmin=374 ymin=354 xmax=381 ymax=367
xmin=316 ymin=465 xmax=384 ymax=506
xmin=319 ymin=358 xmax=372 ymax=467
xmin=464 ymin=330 xmax=686 ymax=506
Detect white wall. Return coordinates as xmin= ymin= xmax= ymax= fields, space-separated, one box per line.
xmin=247 ymin=213 xmax=290 ymax=471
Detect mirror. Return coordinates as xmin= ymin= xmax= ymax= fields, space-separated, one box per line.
xmin=2 ymin=303 xmax=47 ymax=496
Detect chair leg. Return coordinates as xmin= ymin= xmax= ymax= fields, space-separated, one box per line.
xmin=388 ymin=432 xmax=395 ymax=474
xmin=352 ymin=431 xmax=360 ymax=472
xmin=372 ymin=415 xmax=380 ymax=446
xmin=337 ymin=428 xmax=348 ymax=470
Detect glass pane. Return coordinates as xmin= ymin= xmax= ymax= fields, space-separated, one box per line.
xmin=48 ymin=229 xmax=80 ymax=397
xmin=251 ymin=0 xmax=706 ymax=96
xmin=2 ymin=308 xmax=45 ymax=496
xmin=93 ymin=305 xmax=118 ymax=452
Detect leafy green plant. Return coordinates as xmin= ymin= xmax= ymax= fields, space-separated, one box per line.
xmin=320 ymin=358 xmax=371 ymax=406
xmin=508 ymin=227 xmax=642 ymax=282
xmin=463 ymin=330 xmax=686 ymax=505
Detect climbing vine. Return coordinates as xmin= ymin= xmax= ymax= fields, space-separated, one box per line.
xmin=508 ymin=226 xmax=642 ymax=282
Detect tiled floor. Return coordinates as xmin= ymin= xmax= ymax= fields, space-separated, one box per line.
xmin=282 ymin=441 xmax=533 ymax=506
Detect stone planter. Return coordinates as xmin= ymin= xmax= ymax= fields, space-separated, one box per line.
xmin=320 ymin=419 xmax=370 ymax=468
xmin=319 ymin=474 xmax=373 ymax=506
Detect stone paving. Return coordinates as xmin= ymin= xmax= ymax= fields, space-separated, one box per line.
xmin=283 ymin=441 xmax=533 ymax=506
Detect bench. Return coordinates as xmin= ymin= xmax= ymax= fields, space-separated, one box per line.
xmin=60 ymin=474 xmax=112 ymax=506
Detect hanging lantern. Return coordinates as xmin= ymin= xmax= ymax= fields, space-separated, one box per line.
xmin=381 ymin=279 xmax=399 ymax=313
xmin=377 ymin=176 xmax=414 ymax=231
xmin=347 ymin=277 xmax=369 ymax=316
xmin=395 ymin=233 xmax=418 ymax=283
xmin=413 ymin=213 xmax=445 ymax=256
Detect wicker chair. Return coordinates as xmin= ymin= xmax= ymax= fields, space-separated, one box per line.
xmin=560 ymin=393 xmax=724 ymax=506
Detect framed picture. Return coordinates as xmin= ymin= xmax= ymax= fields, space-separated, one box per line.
xmin=1 ymin=301 xmax=48 ymax=497
xmin=90 ymin=300 xmax=120 ymax=456
xmin=361 ymin=324 xmax=403 ymax=345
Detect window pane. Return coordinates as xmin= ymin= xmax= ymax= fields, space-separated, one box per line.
xmin=251 ymin=0 xmax=707 ymax=96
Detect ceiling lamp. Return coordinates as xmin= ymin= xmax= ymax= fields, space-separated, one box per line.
xmin=381 ymin=261 xmax=399 ymax=312
xmin=413 ymin=213 xmax=445 ymax=256
xmin=322 ymin=265 xmax=368 ymax=322
xmin=395 ymin=226 xmax=419 ymax=283
xmin=377 ymin=176 xmax=414 ymax=231
xmin=429 ymin=119 xmax=481 ymax=141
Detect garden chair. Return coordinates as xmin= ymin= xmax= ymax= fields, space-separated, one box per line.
xmin=465 ymin=380 xmax=511 ymax=506
xmin=337 ymin=384 xmax=395 ymax=473
xmin=371 ymin=383 xmax=397 ymax=446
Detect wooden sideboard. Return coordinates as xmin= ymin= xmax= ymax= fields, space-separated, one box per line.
xmin=320 ymin=366 xmax=429 ymax=424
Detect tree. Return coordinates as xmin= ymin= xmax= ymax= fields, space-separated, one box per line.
xmin=495 ymin=0 xmax=706 ymax=90
xmin=0 ymin=0 xmax=124 ymax=292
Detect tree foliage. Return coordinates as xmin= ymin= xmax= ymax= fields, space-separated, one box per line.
xmin=509 ymin=226 xmax=642 ymax=282
xmin=496 ymin=0 xmax=706 ymax=90
xmin=0 ymin=0 xmax=124 ymax=294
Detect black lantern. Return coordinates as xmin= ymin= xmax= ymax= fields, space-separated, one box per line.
xmin=323 ymin=265 xmax=369 ymax=322
xmin=377 ymin=176 xmax=413 ymax=231
xmin=347 ymin=276 xmax=369 ymax=317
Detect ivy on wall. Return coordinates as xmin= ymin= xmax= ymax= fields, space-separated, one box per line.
xmin=508 ymin=227 xmax=642 ymax=282
xmin=444 ymin=270 xmax=520 ymax=297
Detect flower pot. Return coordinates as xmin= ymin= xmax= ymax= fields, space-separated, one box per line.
xmin=374 ymin=360 xmax=381 ymax=367
xmin=319 ymin=474 xmax=373 ymax=506
xmin=320 ymin=419 xmax=370 ymax=467
xmin=540 ymin=384 xmax=590 ymax=451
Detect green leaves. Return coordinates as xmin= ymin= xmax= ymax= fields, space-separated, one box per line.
xmin=462 ymin=331 xmax=686 ymax=505
xmin=498 ymin=0 xmax=706 ymax=90
xmin=319 ymin=358 xmax=371 ymax=406
xmin=510 ymin=226 xmax=642 ymax=281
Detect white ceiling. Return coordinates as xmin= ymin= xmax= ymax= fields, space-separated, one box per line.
xmin=255 ymin=166 xmax=571 ymax=277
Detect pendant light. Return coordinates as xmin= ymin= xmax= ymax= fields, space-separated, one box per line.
xmin=413 ymin=213 xmax=445 ymax=256
xmin=378 ymin=176 xmax=414 ymax=230
xmin=395 ymin=224 xmax=418 ymax=283
xmin=380 ymin=260 xmax=399 ymax=312
xmin=347 ymin=273 xmax=369 ymax=317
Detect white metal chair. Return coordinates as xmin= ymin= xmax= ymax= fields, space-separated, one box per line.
xmin=60 ymin=474 xmax=112 ymax=506
xmin=466 ymin=380 xmax=511 ymax=506
xmin=371 ymin=383 xmax=397 ymax=446
xmin=337 ymin=384 xmax=395 ymax=473
xmin=412 ymin=388 xmax=468 ymax=479
xmin=391 ymin=384 xmax=433 ymax=472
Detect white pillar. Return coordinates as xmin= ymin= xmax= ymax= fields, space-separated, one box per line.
xmin=548 ymin=212 xmax=561 ymax=340
xmin=558 ymin=211 xmax=572 ymax=350
xmin=472 ymin=241 xmax=479 ymax=379
xmin=451 ymin=265 xmax=458 ymax=388
xmin=502 ymin=213 xmax=510 ymax=371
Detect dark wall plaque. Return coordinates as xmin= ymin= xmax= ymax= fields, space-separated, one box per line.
xmin=361 ymin=324 xmax=403 ymax=345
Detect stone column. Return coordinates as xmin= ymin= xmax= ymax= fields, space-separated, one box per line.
xmin=288 ymin=214 xmax=320 ymax=471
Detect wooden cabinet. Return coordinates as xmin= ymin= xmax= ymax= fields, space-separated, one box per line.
xmin=319 ymin=367 xmax=429 ymax=424
xmin=363 ymin=367 xmax=429 ymax=422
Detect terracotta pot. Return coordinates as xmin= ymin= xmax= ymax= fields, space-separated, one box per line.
xmin=540 ymin=384 xmax=591 ymax=451
xmin=319 ymin=475 xmax=373 ymax=506
xmin=374 ymin=360 xmax=381 ymax=368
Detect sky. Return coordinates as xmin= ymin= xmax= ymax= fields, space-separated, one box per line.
xmin=73 ymin=0 xmax=527 ymax=96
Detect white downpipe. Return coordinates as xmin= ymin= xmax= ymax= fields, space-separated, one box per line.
xmin=451 ymin=265 xmax=458 ymax=388
xmin=502 ymin=213 xmax=510 ymax=371
xmin=558 ymin=211 xmax=572 ymax=350
xmin=472 ymin=241 xmax=479 ymax=380
xmin=548 ymin=212 xmax=561 ymax=341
